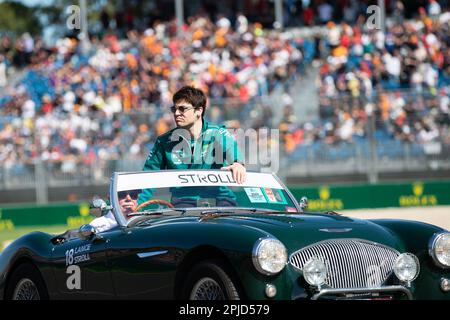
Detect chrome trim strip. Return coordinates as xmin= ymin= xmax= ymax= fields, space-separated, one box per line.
xmin=319 ymin=228 xmax=352 ymax=233
xmin=137 ymin=250 xmax=168 ymax=259
xmin=311 ymin=285 xmax=413 ymax=300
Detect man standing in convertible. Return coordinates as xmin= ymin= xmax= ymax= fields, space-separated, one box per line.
xmin=90 ymin=86 xmax=246 ymax=229
xmin=137 ymin=86 xmax=246 ymax=206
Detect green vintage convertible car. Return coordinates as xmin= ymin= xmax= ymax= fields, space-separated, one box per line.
xmin=0 ymin=170 xmax=449 ymax=300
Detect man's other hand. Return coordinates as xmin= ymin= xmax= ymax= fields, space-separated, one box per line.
xmin=221 ymin=162 xmax=246 ymax=184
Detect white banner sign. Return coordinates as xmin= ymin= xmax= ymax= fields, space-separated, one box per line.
xmin=116 ymin=170 xmax=283 ymax=191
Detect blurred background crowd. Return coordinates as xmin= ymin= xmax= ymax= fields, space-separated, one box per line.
xmin=0 ymin=0 xmax=449 ymax=181
xmin=0 ymin=15 xmax=306 ymax=175
xmin=279 ymin=6 xmax=450 ymax=156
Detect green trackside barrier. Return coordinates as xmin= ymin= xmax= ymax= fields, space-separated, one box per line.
xmin=289 ymin=180 xmax=450 ymax=211
xmin=0 ymin=180 xmax=449 ymax=231
xmin=0 ymin=202 xmax=93 ymax=232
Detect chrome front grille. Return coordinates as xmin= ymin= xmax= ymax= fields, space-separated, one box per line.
xmin=290 ymin=239 xmax=400 ymax=289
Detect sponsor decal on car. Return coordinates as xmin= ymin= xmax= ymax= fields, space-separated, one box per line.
xmin=178 ymin=173 xmax=236 ymax=184
xmin=244 ymin=188 xmax=267 ymax=203
xmin=262 ymin=188 xmax=287 ymax=204
xmin=65 ymin=244 xmax=92 ymax=290
xmin=116 ymin=170 xmax=283 ymax=190
xmin=65 ymin=244 xmax=91 ymax=266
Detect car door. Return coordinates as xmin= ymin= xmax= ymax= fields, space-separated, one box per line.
xmin=107 ymin=226 xmax=178 ymax=299
xmin=51 ymin=228 xmax=117 ymax=299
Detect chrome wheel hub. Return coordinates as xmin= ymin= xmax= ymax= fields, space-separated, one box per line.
xmin=190 ymin=277 xmax=225 ymax=300
xmin=12 ymin=278 xmax=40 ymax=300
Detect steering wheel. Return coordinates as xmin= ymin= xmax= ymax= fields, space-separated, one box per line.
xmin=134 ymin=199 xmax=174 ymax=212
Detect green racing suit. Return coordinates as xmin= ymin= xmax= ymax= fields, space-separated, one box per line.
xmin=137 ymin=121 xmax=244 ymax=205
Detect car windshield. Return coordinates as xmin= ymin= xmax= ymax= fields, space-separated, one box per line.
xmin=115 ymin=170 xmax=299 ymax=218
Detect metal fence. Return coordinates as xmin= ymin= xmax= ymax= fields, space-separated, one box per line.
xmin=280 ymin=140 xmax=450 ymax=182
xmin=2 ymin=137 xmax=449 ymax=199
xmin=279 ymin=86 xmax=450 ymax=182
xmin=1 ymin=86 xmax=449 ymax=202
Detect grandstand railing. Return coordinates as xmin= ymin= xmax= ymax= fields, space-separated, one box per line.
xmin=1 ymin=139 xmax=449 ymax=187
xmin=280 ymin=86 xmax=450 ymax=182
xmin=1 ymin=87 xmax=449 ymax=201
xmin=280 ymin=140 xmax=450 ymax=180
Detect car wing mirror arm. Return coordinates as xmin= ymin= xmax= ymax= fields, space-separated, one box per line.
xmin=78 ymin=224 xmax=106 ymax=243
xmin=299 ymin=197 xmax=308 ymax=212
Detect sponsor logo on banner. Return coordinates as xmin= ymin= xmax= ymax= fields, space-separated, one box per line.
xmin=399 ymin=182 xmax=438 ymax=207
xmin=67 ymin=203 xmax=93 ymax=228
xmin=0 ymin=210 xmax=14 ymax=231
xmin=308 ymin=186 xmax=344 ymax=211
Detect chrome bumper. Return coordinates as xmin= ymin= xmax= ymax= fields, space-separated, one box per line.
xmin=311 ymin=285 xmax=413 ymax=300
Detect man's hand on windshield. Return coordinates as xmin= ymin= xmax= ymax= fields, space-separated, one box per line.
xmin=221 ymin=162 xmax=246 ymax=184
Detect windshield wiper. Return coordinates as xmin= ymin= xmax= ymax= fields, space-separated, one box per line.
xmin=200 ymin=208 xmax=274 ymax=214
xmin=127 ymin=208 xmax=187 ymax=218
xmin=199 ymin=207 xmax=280 ymax=221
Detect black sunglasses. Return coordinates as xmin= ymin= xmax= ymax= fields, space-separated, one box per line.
xmin=118 ymin=190 xmax=140 ymax=199
xmin=170 ymin=105 xmax=195 ymax=113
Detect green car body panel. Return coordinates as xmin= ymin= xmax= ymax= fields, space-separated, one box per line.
xmin=1 ymin=169 xmax=449 ymax=300
xmin=2 ymin=211 xmax=448 ymax=300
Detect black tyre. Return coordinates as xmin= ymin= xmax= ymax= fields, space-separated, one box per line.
xmin=5 ymin=262 xmax=49 ymax=300
xmin=182 ymin=260 xmax=241 ymax=300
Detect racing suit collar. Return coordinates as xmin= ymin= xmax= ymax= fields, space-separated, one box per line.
xmin=201 ymin=119 xmax=208 ymax=133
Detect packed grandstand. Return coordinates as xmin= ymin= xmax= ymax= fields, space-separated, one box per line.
xmin=0 ymin=2 xmax=449 ymax=179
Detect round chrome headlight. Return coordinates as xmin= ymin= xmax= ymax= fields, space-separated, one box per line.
xmin=393 ymin=253 xmax=420 ymax=282
xmin=252 ymin=238 xmax=287 ymax=275
xmin=429 ymin=232 xmax=450 ymax=268
xmin=303 ymin=258 xmax=327 ymax=287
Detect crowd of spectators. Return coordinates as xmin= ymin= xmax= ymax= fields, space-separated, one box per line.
xmin=277 ymin=8 xmax=450 ymax=155
xmin=279 ymin=87 xmax=450 ymax=156
xmin=2 ymin=3 xmax=450 ymax=179
xmin=0 ymin=15 xmax=305 ymax=176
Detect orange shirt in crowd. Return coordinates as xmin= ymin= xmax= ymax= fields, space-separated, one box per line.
xmin=380 ymin=95 xmax=390 ymax=121
xmin=156 ymin=118 xmax=169 ymax=136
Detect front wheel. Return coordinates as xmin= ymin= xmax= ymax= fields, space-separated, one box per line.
xmin=5 ymin=263 xmax=48 ymax=300
xmin=183 ymin=260 xmax=241 ymax=300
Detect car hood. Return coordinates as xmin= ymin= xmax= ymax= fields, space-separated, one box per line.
xmin=202 ymin=213 xmax=404 ymax=252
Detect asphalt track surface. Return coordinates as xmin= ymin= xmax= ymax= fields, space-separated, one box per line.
xmin=343 ymin=206 xmax=450 ymax=231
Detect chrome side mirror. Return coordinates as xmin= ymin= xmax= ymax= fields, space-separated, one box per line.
xmin=299 ymin=196 xmax=308 ymax=211
xmin=79 ymin=224 xmax=96 ymax=240
xmin=90 ymin=198 xmax=111 ymax=217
